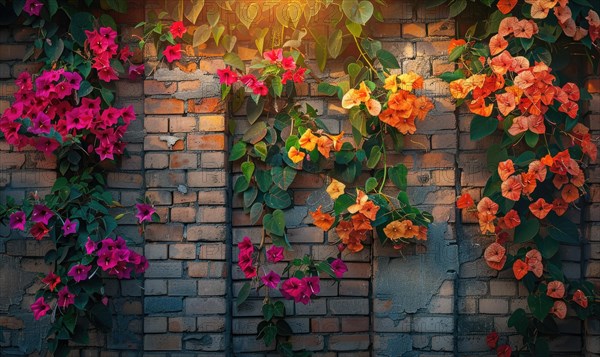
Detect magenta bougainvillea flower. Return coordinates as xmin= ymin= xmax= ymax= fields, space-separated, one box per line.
xmin=266 ymin=246 xmax=284 ymax=263
xmin=280 ymin=277 xmax=306 ymax=302
xmin=97 ymin=250 xmax=118 ymax=271
xmin=67 ymin=264 xmax=92 ymax=282
xmin=41 ymin=272 xmax=61 ymax=292
xmin=57 ymin=286 xmax=75 ymax=308
xmin=163 ymin=44 xmax=182 ymax=63
xmin=30 ymin=297 xmax=50 ymax=320
xmin=85 ymin=237 xmax=98 ymax=254
xmin=23 ymin=0 xmax=43 ymax=16
xmin=261 ymin=271 xmax=281 ymax=289
xmin=9 ymin=211 xmax=26 ymax=231
xmin=62 ymin=219 xmax=78 ymax=236
xmin=31 ymin=204 xmax=54 ymax=225
xmin=217 ymin=67 xmax=238 ymax=85
xmin=263 ymin=48 xmax=283 ymax=63
xmin=135 ymin=203 xmax=155 ymax=223
xmin=303 ymin=276 xmax=321 ymax=296
xmin=128 ymin=64 xmax=145 ymax=80
xmin=331 ymin=258 xmax=348 ymax=278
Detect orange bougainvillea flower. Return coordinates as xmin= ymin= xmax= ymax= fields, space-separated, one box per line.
xmin=384 ymin=74 xmax=398 ymax=93
xmin=365 ymin=98 xmax=382 ymax=116
xmin=501 ymin=209 xmax=521 ymax=229
xmin=496 ymin=92 xmax=516 ymax=116
xmin=448 ymin=38 xmax=466 ymax=55
xmin=485 ymin=242 xmax=507 ymax=270
xmin=348 ymin=189 xmax=369 ymax=214
xmin=396 ymin=116 xmax=417 ymax=135
xmin=525 ymin=249 xmax=543 ymax=278
xmin=550 ymin=300 xmax=567 ymax=319
xmin=527 ymin=115 xmax=546 ymax=134
xmin=398 ymin=72 xmax=422 ymax=92
xmin=326 ymin=179 xmax=346 ymax=200
xmin=528 ymin=160 xmax=547 ymax=182
xmin=288 ymin=146 xmax=305 ymax=164
xmin=477 ymin=197 xmax=499 ymax=215
xmin=359 ymin=201 xmax=380 ymax=221
xmin=513 ymin=259 xmax=529 ymax=280
xmin=514 ymin=70 xmax=536 ymax=89
xmin=325 ymin=132 xmax=344 ymax=152
xmin=351 ymin=213 xmax=372 ymax=231
xmin=541 ymin=154 xmax=554 ymax=167
xmin=497 ymin=0 xmax=517 ymax=14
xmin=299 ymin=129 xmax=318 ymax=151
xmin=513 ymin=19 xmax=538 ymax=38
xmin=457 ymin=193 xmax=475 ymax=209
xmin=501 ymin=175 xmax=523 ymax=201
xmin=561 ymin=183 xmax=579 ymax=203
xmin=342 ymin=82 xmax=371 ymax=109
xmin=520 ymin=172 xmax=537 ymax=196
xmin=310 ymin=206 xmax=335 ymax=231
xmin=553 ymin=174 xmax=568 ymax=189
xmin=490 ymin=50 xmax=514 ymax=75
xmin=384 ymin=220 xmax=407 ymax=240
xmin=467 ymin=97 xmax=494 ymax=117
xmin=335 ymin=220 xmax=353 ymax=241
xmin=558 ymin=101 xmax=578 ymax=119
xmin=388 ymin=91 xmax=414 ymax=113
xmin=547 ymin=280 xmax=566 ymax=299
xmin=412 ymin=96 xmax=434 ymax=121
xmin=449 ymin=79 xmax=472 ymax=99
xmin=489 ymin=34 xmax=509 ymax=56
xmin=498 ymin=159 xmax=515 ymax=181
xmin=573 ymin=289 xmax=588 ymax=308
xmin=416 ymin=226 xmax=428 ymax=241
xmin=552 ymin=198 xmax=568 ymax=216
xmin=378 ymin=108 xmax=401 ymax=128
xmin=478 ymin=212 xmax=496 ymax=234
xmin=317 ymin=136 xmax=333 ymax=158
xmin=529 ymin=198 xmax=553 ymax=219
xmin=508 ymin=116 xmax=529 ymax=136
xmin=498 ymin=17 xmax=519 ymax=37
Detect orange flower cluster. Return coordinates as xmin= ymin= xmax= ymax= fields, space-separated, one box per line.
xmin=341 ymin=81 xmax=381 ymax=116
xmin=287 ymin=129 xmax=345 ymax=163
xmin=383 ymin=219 xmax=427 ymax=242
xmin=378 ymin=72 xmax=434 ymax=135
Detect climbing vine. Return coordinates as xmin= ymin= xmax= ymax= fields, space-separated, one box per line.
xmin=436 ymin=0 xmax=600 ymax=353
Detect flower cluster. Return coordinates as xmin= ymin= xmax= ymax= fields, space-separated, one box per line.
xmin=288 ymin=129 xmax=344 ymax=164
xmin=0 ymin=69 xmax=135 ymax=159
xmin=85 ymin=27 xmax=143 ymax=81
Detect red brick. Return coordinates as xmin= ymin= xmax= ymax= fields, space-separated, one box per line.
xmin=428 ymin=20 xmax=456 ymax=37
xmin=188 ymin=262 xmax=209 ymax=277
xmin=187 ymin=134 xmax=226 ymax=150
xmin=169 ymin=116 xmax=197 ymax=132
xmin=341 ymin=317 xmax=370 ymax=332
xmin=187 ymin=98 xmax=225 ymax=113
xmin=403 ymin=23 xmax=426 ymax=38
xmin=145 ymin=98 xmax=184 ymax=114
xmin=144 ymin=80 xmax=176 ymax=95
xmin=144 ymin=116 xmax=169 ymax=133
xmin=329 ymin=334 xmax=370 ymax=351
xmin=187 ymin=171 xmax=226 ymax=188
xmin=0 ymin=153 xmax=25 ymax=169
xmin=177 ymin=80 xmax=202 ymax=91
xmin=145 ymin=153 xmax=169 ymax=169
xmin=0 ymin=44 xmax=27 ymax=60
xmin=11 ymin=62 xmax=43 ymax=78
xmin=372 ymin=23 xmax=402 ymax=38
xmin=198 ymin=115 xmax=225 ymax=132
xmin=311 ymin=318 xmax=339 ymax=333
xmin=199 ymin=206 xmax=227 ymax=223
xmin=171 ymin=207 xmax=197 ymax=223
xmin=143 ymin=334 xmax=182 ymax=351
xmin=0 ymin=316 xmax=24 ymax=329
xmin=169 ymin=243 xmax=197 ymax=259
xmin=170 ymin=153 xmax=197 ymax=169
xmin=145 ymin=224 xmax=184 ymax=242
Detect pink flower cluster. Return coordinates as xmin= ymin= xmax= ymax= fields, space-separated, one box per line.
xmin=217 ymin=49 xmax=307 ymax=97
xmin=85 ymin=27 xmax=143 ymax=81
xmin=0 ymin=69 xmax=135 ymax=160
xmin=86 ymin=236 xmax=148 ymax=279
xmin=238 ymin=237 xmax=257 ymax=278
xmin=9 ymin=204 xmax=54 ymax=240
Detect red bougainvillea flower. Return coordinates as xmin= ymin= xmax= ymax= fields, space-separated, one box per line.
xmin=486 ymin=331 xmax=499 ymax=349
xmin=30 ymin=222 xmax=49 ymax=241
xmin=41 ymin=272 xmax=61 ymax=291
xmin=260 ymin=270 xmax=281 ymax=289
xmin=62 ymin=218 xmax=78 ymax=236
xmin=31 ymin=297 xmax=50 ymax=320
xmin=456 ymin=193 xmax=475 ymax=209
xmin=561 ymin=183 xmax=579 ymax=203
xmin=58 ymin=286 xmax=75 ymax=308
xmin=552 ymin=198 xmax=568 ymax=216
xmin=513 ymin=259 xmax=529 ymax=280
xmin=496 ymin=0 xmax=517 ymax=14
xmin=484 ymin=242 xmax=507 ymax=271
xmin=498 ymin=159 xmax=515 ymax=181
xmin=23 ymin=0 xmax=43 ymax=16
xmin=68 ymin=264 xmax=92 ymax=282
xmin=547 ymin=280 xmax=566 ymax=299
xmin=266 ymin=245 xmax=284 ymax=263
xmin=163 ymin=44 xmax=182 ymax=63
xmin=529 ymin=198 xmax=553 ymax=219
xmin=525 ymin=249 xmax=543 ymax=278
xmin=281 ymin=56 xmax=296 ymax=71
xmin=331 ymin=258 xmax=348 ymax=278
xmin=500 ymin=209 xmax=521 ymax=229
xmin=497 ymin=344 xmax=512 ymax=357
xmin=169 ymin=21 xmax=186 ymax=38
xmin=135 ymin=203 xmax=156 ymax=223
xmin=9 ymin=211 xmax=26 ymax=231
xmin=251 ymin=81 xmax=268 ymax=96
xmin=573 ymin=289 xmax=588 ymax=308
xmin=550 ymin=300 xmax=567 ymax=319
xmin=501 ymin=175 xmax=523 ymax=201
xmin=587 ymin=9 xmax=600 ymax=42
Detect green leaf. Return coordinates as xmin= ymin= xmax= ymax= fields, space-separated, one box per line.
xmin=342 ymin=0 xmax=374 ymax=25
xmin=90 ymin=304 xmax=112 ymax=331
xmin=514 ymin=218 xmax=539 ymax=243
xmin=263 ymin=304 xmax=274 ymax=321
xmin=508 ymin=308 xmax=528 ymax=335
xmin=106 ymin=0 xmax=127 ymax=12
xmin=255 ymin=169 xmax=272 ymax=192
xmin=520 ymin=37 xmax=534 ymax=51
xmin=449 ymin=0 xmax=467 ymax=17
xmin=346 ymin=19 xmax=362 ymax=37
xmin=237 ymin=282 xmax=251 ymax=307
xmin=525 ymin=131 xmax=539 ymax=148
xmin=253 ymin=142 xmax=268 ymax=161
xmin=212 ymin=24 xmax=225 ymax=46
xmin=185 ymin=0 xmax=204 ymax=23
xmin=328 ymin=29 xmax=343 ymax=58
xmin=389 ymin=164 xmax=408 ymax=191
xmin=229 ymin=141 xmax=247 ymax=161
xmin=535 ymin=235 xmax=559 ymax=259
xmin=223 ymin=52 xmax=245 ymax=72
xmin=316 ymin=38 xmax=328 ymax=72
xmin=528 ymin=294 xmax=554 ymax=321
xmin=263 ymin=209 xmax=286 ymax=236
xmin=249 ymin=202 xmax=263 ymax=224
xmin=48 ymin=0 xmax=58 ymax=17
xmin=439 ymin=69 xmax=465 ymax=82
xmin=448 ymin=45 xmax=465 ymax=62
xmin=265 ymin=187 xmax=292 ymax=209
xmin=192 ymin=24 xmax=211 ymax=47
xmin=273 ymin=301 xmax=285 ymax=317
xmin=365 ymin=177 xmax=378 ymax=192
xmin=234 ymin=176 xmax=249 ymax=194
xmin=100 ymin=87 xmax=114 ymax=105
xmin=366 ymin=146 xmax=381 ymax=169
xmin=470 ymin=115 xmax=498 ymax=141
xmin=276 ymin=319 xmax=293 ymax=336
xmin=271 ymin=75 xmax=283 ymax=97
xmin=99 ymin=14 xmax=117 ymax=30
xmin=246 ymin=97 xmax=264 ymax=125
xmin=69 ymin=12 xmax=95 ymax=46
xmin=271 ymin=166 xmax=297 ymax=191
xmin=376 ymin=49 xmax=400 ymax=69
xmin=242 ymin=122 xmax=267 ymax=144
xmin=241 ymin=161 xmax=255 ymax=183
xmin=547 ymin=216 xmax=579 ymax=245
xmin=318 ymin=82 xmax=338 ymax=96
xmin=334 ymin=194 xmax=355 ymax=214
xmin=361 ymin=38 xmax=382 ymax=59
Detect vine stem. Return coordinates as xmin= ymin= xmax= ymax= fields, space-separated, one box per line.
xmin=352 ymin=35 xmax=378 ymax=74
xmin=377 ymin=131 xmax=388 ymax=194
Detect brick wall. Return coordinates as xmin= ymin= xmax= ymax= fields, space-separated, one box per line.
xmin=1 ymin=1 xmax=598 ymax=356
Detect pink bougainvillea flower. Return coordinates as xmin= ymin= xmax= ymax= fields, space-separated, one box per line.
xmin=217 ymin=67 xmax=238 ymax=85
xmin=240 ymin=74 xmax=257 ymax=87
xmin=263 ymin=48 xmax=283 ymax=63
xmin=573 ymin=289 xmax=588 ymax=308
xmin=169 ymin=21 xmax=187 ymax=39
xmin=266 ymin=245 xmax=284 ymax=263
xmin=85 ymin=237 xmax=98 ymax=254
xmin=251 ymin=81 xmax=268 ymax=96
xmin=128 ymin=64 xmax=145 ymax=80
xmin=303 ymin=276 xmax=321 ymax=296
xmin=331 ymin=258 xmax=348 ymax=278
xmin=68 ymin=264 xmax=92 ymax=282
xmin=32 ymin=204 xmax=54 ymax=225
xmin=41 ymin=272 xmax=61 ymax=291
xmin=30 ymin=222 xmax=49 ymax=241
xmin=280 ymin=277 xmax=306 ymax=302
xmin=525 ymin=249 xmax=543 ymax=278
xmin=57 ymin=286 xmax=75 ymax=308
xmin=135 ymin=203 xmax=156 ymax=223
xmin=293 ymin=67 xmax=307 ymax=83
xmin=28 ymin=112 xmax=52 ymax=135
xmin=23 ymin=0 xmax=43 ymax=16
xmin=163 ymin=44 xmax=182 ymax=63
xmin=486 ymin=331 xmax=499 ymax=349
xmin=98 ymin=250 xmax=118 ymax=271
xmin=238 ymin=236 xmax=254 ymax=254
xmin=62 ymin=218 xmax=78 ymax=236
xmin=35 ymin=137 xmax=60 ymax=156
xmin=261 ymin=270 xmax=281 ymax=289
xmin=9 ymin=211 xmax=26 ymax=231
xmin=547 ymin=280 xmax=565 ymax=299
xmin=281 ymin=56 xmax=296 ymax=71
xmin=31 ymin=297 xmax=50 ymax=320
xmin=550 ymin=300 xmax=567 ymax=319
xmin=477 ymin=197 xmax=499 ymax=215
